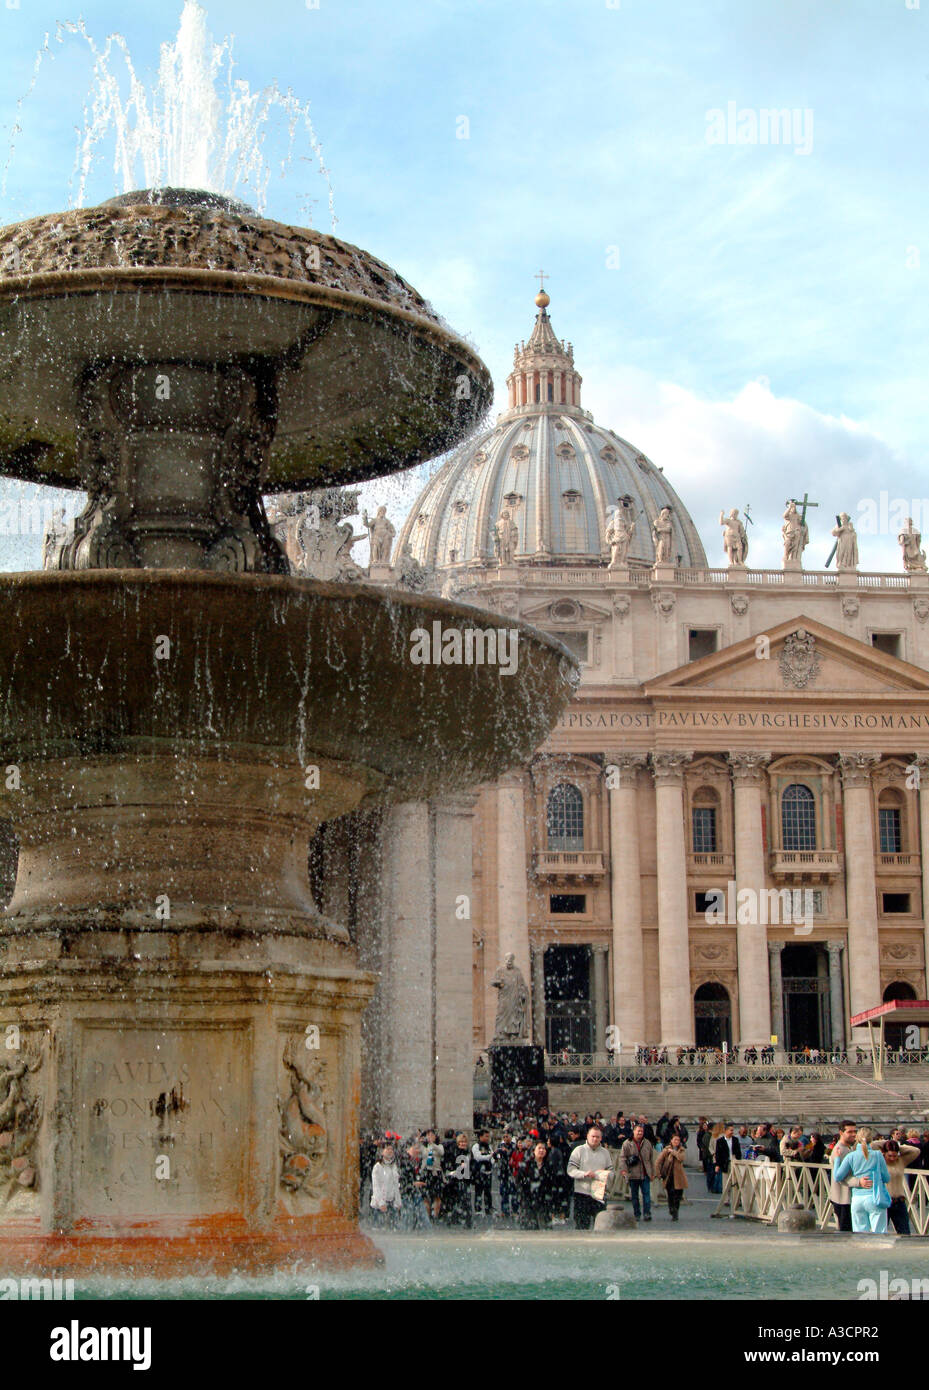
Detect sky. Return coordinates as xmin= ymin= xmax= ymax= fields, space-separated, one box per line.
xmin=0 ymin=0 xmax=926 ymax=570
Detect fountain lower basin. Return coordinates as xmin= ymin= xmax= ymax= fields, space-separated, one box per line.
xmin=0 ymin=572 xmax=575 ymax=1272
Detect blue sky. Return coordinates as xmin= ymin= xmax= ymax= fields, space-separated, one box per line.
xmin=0 ymin=0 xmax=926 ymax=569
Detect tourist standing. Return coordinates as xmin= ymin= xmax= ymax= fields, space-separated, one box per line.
xmin=370 ymin=1144 xmax=402 ymax=1227
xmin=494 ymin=1133 xmax=517 ymax=1218
xmin=446 ymin=1133 xmax=473 ymax=1227
xmin=656 ymin=1132 xmax=688 ymax=1221
xmin=517 ymin=1142 xmax=558 ymax=1229
xmin=420 ymin=1127 xmax=445 ymax=1221
xmin=567 ymin=1125 xmax=613 ymax=1230
xmin=620 ymin=1123 xmax=656 ymax=1221
xmin=470 ymin=1130 xmax=494 ymax=1218
xmin=714 ymin=1122 xmax=740 ymax=1181
xmin=833 ymin=1126 xmax=892 ymax=1234
xmin=829 ymin=1121 xmax=858 ymax=1232
xmin=399 ymin=1143 xmax=431 ymax=1229
xmin=873 ymin=1138 xmax=920 ymax=1235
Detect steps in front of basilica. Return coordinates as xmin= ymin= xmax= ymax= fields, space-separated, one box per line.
xmin=548 ymin=1076 xmax=929 ymax=1122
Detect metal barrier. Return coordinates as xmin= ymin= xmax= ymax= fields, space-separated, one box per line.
xmin=545 ymin=1057 xmax=839 ymax=1085
xmin=714 ymin=1159 xmax=929 ymax=1235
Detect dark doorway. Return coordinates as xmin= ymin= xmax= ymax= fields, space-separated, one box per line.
xmin=694 ymin=982 xmax=731 ymax=1048
xmin=883 ymin=980 xmax=918 ymax=1049
xmin=544 ymin=945 xmax=592 ymax=1053
xmin=781 ymin=943 xmax=829 ymax=1051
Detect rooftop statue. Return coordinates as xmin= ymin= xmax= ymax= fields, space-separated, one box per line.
xmin=899 ymin=517 xmax=928 ymax=573
xmin=719 ymin=508 xmax=749 ymax=566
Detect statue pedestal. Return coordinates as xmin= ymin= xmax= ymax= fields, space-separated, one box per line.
xmin=607 ymin=564 xmax=630 ymax=580
xmin=909 ymin=571 xmax=929 ymax=590
xmin=783 ymin=558 xmax=803 ymax=574
xmin=726 ymin=563 xmax=747 ymax=580
xmin=837 ymin=570 xmax=859 ymax=589
xmin=367 ymin=562 xmax=394 ymax=584
xmin=496 ymin=564 xmax=519 ymax=582
xmin=651 ymin=562 xmax=676 ymax=582
xmin=488 ymin=1045 xmax=546 ymax=1114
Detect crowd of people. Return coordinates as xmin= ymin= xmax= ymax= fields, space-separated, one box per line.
xmin=360 ymin=1110 xmax=929 ymax=1234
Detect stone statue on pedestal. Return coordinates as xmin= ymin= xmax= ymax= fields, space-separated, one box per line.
xmin=899 ymin=517 xmax=928 ymax=573
xmin=41 ymin=507 xmax=70 ymax=570
xmin=652 ymin=506 xmax=673 ymax=564
xmin=719 ymin=508 xmax=748 ymax=566
xmin=491 ymin=952 xmax=530 ymax=1043
xmin=605 ymin=498 xmax=636 ymax=568
xmin=395 ymin=542 xmax=435 ymax=593
xmin=831 ymin=513 xmax=858 ymax=570
xmin=363 ymin=504 xmax=395 ymax=564
xmin=782 ymin=501 xmax=809 ymax=565
xmin=495 ymin=509 xmax=518 ymax=565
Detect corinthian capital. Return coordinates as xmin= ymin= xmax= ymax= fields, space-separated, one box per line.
xmin=728 ymin=751 xmax=771 ymax=786
xmin=649 ymin=750 xmax=693 ymax=785
xmin=603 ymin=751 xmax=648 ymax=788
xmin=837 ymin=751 xmax=881 ymax=789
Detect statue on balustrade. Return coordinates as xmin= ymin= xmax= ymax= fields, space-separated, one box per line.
xmin=782 ymin=500 xmax=809 ymax=564
xmin=899 ymin=517 xmax=928 ymax=573
xmin=605 ymin=496 xmax=636 ymax=569
xmin=719 ymin=508 xmax=749 ymax=566
xmin=652 ymin=505 xmax=674 ymax=565
xmin=831 ymin=512 xmax=858 ymax=571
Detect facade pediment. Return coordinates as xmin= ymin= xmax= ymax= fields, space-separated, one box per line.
xmin=521 ymin=598 xmax=612 ymax=625
xmin=646 ymin=616 xmax=929 ymax=698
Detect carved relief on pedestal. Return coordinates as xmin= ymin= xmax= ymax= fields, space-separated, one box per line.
xmin=0 ymin=1048 xmax=43 ymax=1205
xmin=279 ymin=1038 xmax=330 ymax=1206
xmin=651 ymin=590 xmax=676 ymax=620
xmin=730 ymin=593 xmax=749 ymax=616
xmin=612 ymin=594 xmax=631 ymax=619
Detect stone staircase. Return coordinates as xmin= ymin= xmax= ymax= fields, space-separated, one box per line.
xmin=548 ymin=1071 xmax=929 ymax=1124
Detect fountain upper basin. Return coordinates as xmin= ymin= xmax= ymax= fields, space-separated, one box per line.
xmin=0 ymin=193 xmax=491 ymax=490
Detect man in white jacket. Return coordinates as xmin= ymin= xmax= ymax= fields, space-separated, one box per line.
xmin=370 ymin=1144 xmax=402 ymax=1226
xmin=567 ymin=1125 xmax=613 ymax=1230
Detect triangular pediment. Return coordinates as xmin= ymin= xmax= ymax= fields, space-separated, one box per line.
xmin=645 ymin=615 xmax=929 ymax=697
xmin=522 ymin=598 xmax=612 ymax=624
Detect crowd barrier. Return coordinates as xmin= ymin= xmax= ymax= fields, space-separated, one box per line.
xmin=714 ymin=1158 xmax=929 ymax=1235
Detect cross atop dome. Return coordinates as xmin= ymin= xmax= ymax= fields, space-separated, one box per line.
xmin=507 ymin=277 xmax=582 ymax=413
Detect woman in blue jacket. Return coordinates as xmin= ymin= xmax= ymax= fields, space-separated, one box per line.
xmin=832 ymin=1126 xmax=892 ymax=1233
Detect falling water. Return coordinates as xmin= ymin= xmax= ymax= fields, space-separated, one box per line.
xmin=6 ymin=1 xmax=335 ymax=225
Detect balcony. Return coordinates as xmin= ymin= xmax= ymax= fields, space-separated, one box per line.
xmin=533 ymin=850 xmax=605 ymax=883
xmin=769 ymin=849 xmax=842 ymax=883
xmin=877 ymin=852 xmax=919 ymax=874
xmin=687 ymin=851 xmax=735 ymax=877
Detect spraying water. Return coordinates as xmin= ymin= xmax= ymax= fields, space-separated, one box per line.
xmin=6 ymin=1 xmax=334 ymax=225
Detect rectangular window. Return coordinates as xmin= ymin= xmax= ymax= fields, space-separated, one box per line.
xmin=871 ymin=632 xmax=902 ymax=658
xmin=881 ymin=892 xmax=911 ymax=914
xmin=550 ymin=894 xmax=586 ymax=914
xmin=689 ymin=629 xmax=718 ymax=661
xmin=549 ymin=630 xmax=589 ymax=663
xmin=692 ymin=806 xmax=718 ymax=853
xmin=788 ymin=888 xmax=824 ymax=917
xmin=879 ymin=807 xmax=902 ymax=853
xmin=694 ymin=891 xmax=720 ymax=915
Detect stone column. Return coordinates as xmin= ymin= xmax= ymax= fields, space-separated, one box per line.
xmin=381 ymin=801 xmax=434 ymax=1133
xmin=606 ymin=751 xmax=647 ymax=1052
xmin=729 ymin=752 xmax=773 ymax=1046
xmin=838 ymin=752 xmax=882 ymax=1031
xmin=916 ymin=754 xmax=929 ymax=1001
xmin=433 ymin=793 xmax=478 ymax=1133
xmin=591 ymin=943 xmax=609 ymax=1058
xmin=651 ymin=750 xmax=694 ymax=1046
xmin=768 ymin=941 xmax=785 ymax=1054
xmin=826 ymin=940 xmax=846 ymax=1048
xmin=496 ymin=772 xmax=531 ymax=985
xmin=530 ymin=944 xmax=546 ymax=1047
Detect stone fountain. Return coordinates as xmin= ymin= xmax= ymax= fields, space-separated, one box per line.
xmin=0 ymin=187 xmax=576 ymax=1274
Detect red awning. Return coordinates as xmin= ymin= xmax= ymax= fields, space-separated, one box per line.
xmin=850 ymin=1000 xmax=929 ymax=1027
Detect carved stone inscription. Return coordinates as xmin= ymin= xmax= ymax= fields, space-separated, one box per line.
xmin=78 ymin=1025 xmax=249 ymax=1219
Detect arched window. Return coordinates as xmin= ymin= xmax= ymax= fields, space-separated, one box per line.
xmin=547 ymin=782 xmax=584 ymax=851
xmin=781 ymin=783 xmax=816 ymax=851
xmin=694 ymin=982 xmax=731 ymax=1048
xmin=883 ymin=981 xmax=917 ymax=1002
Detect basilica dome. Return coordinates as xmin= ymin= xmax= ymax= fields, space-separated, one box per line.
xmin=395 ymin=290 xmax=707 ymax=571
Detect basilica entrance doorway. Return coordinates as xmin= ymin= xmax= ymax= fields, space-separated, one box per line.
xmin=781 ymin=943 xmax=830 ymax=1052
xmin=544 ymin=944 xmax=593 ymax=1053
xmin=694 ymin=982 xmax=732 ymax=1048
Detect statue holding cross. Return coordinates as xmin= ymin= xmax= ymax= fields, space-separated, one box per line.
xmin=782 ymin=493 xmax=817 ymax=567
